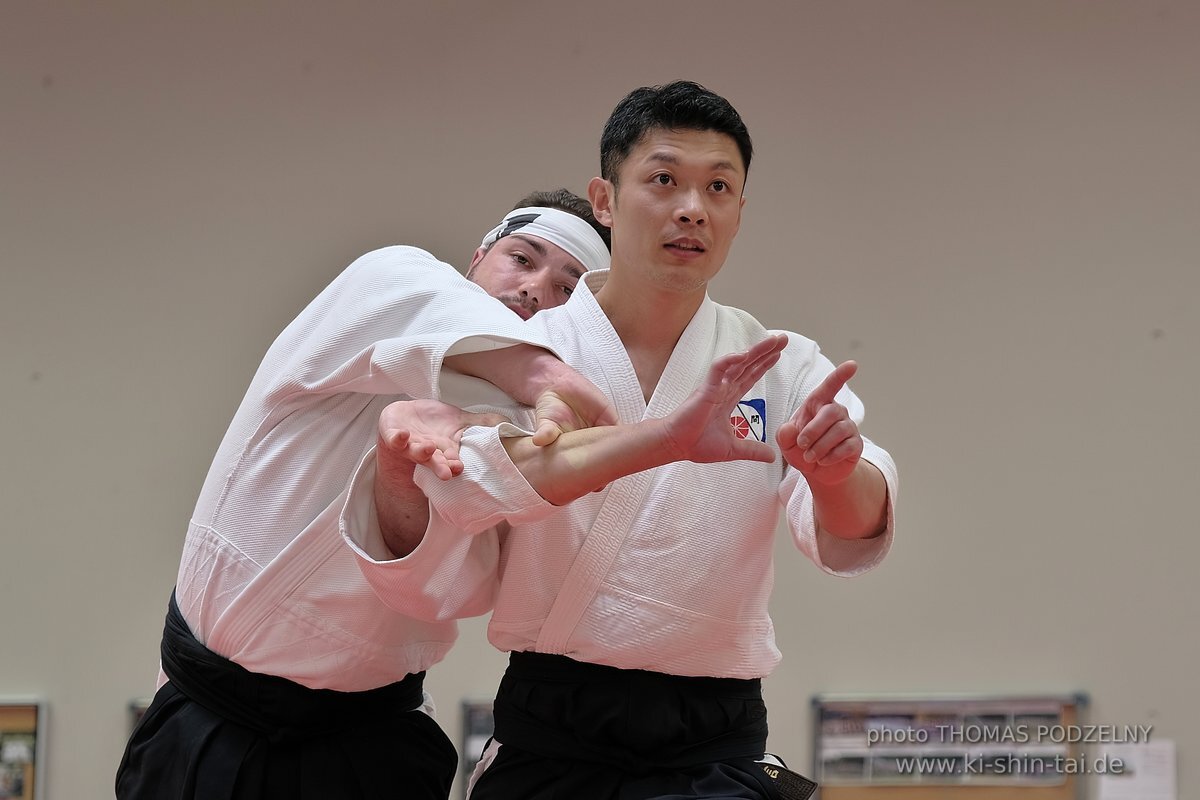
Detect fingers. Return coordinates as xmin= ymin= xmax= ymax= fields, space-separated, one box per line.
xmin=777 ymin=410 xmax=862 ymax=469
xmin=808 ymin=361 xmax=857 ymax=411
xmin=379 ymin=428 xmax=411 ymax=452
xmin=788 ymin=360 xmax=858 ymax=434
xmin=798 ymin=416 xmax=861 ymax=465
xmin=397 ymin=436 xmax=464 ymax=479
xmin=718 ymin=334 xmax=787 ymax=373
xmin=379 ymin=423 xmax=466 ymax=477
xmin=424 ymin=452 xmax=465 ymax=481
xmin=737 ymin=335 xmax=786 ymax=379
xmin=579 ymin=389 xmax=619 ymax=428
xmin=547 ymin=372 xmax=620 ymax=428
xmin=743 ymin=333 xmax=789 ymax=361
xmin=376 ymin=399 xmax=495 ymax=480
xmin=532 ymin=376 xmax=619 ymax=446
xmin=595 ymin=406 xmax=620 ymax=427
xmin=734 ymin=345 xmax=783 ymax=392
xmin=381 ymin=429 xmax=438 ymax=464
xmin=707 ymin=334 xmax=788 ymax=392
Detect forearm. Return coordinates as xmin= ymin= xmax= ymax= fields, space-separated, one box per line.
xmin=809 ymin=459 xmax=889 ymax=540
xmin=374 ymin=464 xmax=432 ymax=558
xmin=501 ymin=419 xmax=676 ymax=506
xmin=444 ymin=344 xmax=560 ymax=407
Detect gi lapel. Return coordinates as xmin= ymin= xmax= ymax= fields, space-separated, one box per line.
xmin=535 ymin=296 xmax=719 ymax=654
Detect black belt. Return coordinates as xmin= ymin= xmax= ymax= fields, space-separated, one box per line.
xmin=161 ymin=591 xmax=425 ymax=743
xmin=493 ymin=651 xmax=770 ymax=773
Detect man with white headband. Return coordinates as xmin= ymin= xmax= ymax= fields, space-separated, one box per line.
xmin=468 ymin=203 xmax=613 ymax=320
xmin=116 ymin=189 xmax=613 ymax=800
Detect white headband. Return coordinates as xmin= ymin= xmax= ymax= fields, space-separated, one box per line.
xmin=480 ymin=206 xmax=610 ymax=272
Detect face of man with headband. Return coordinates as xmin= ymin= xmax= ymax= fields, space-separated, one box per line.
xmin=466 ymin=206 xmax=611 ymax=319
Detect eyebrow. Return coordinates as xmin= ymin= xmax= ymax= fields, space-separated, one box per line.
xmin=647 ymin=151 xmax=740 ymax=174
xmin=509 ymin=234 xmax=547 ymax=256
xmin=510 ymin=234 xmax=584 ymax=280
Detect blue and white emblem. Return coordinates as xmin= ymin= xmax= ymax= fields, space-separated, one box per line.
xmin=730 ymin=398 xmax=767 ymax=442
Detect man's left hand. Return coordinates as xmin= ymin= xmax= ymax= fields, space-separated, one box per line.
xmin=529 ymin=358 xmax=620 ymax=446
xmin=777 ymin=361 xmax=864 ymax=485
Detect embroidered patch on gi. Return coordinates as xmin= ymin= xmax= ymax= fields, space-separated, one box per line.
xmin=731 ymin=398 xmax=767 ymax=442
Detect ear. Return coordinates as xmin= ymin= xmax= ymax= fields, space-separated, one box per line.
xmin=587 ymin=177 xmax=615 ymax=227
xmin=734 ymin=193 xmax=746 ymax=236
xmin=467 ymin=245 xmax=488 ymax=273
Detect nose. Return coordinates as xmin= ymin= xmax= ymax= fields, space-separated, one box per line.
xmin=677 ymin=189 xmax=707 ymax=226
xmin=519 ymin=272 xmax=554 ymax=309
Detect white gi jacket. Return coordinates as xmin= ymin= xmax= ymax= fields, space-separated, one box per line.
xmin=343 ymin=270 xmax=898 ymax=680
xmin=173 ymin=246 xmax=546 ymax=692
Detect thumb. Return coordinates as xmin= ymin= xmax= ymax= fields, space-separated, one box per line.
xmin=775 ymin=421 xmax=799 ymax=449
xmin=729 ymin=440 xmax=777 ymax=464
xmin=532 ymin=419 xmax=564 ymax=447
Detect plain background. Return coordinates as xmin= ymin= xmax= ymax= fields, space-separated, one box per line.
xmin=3 ymin=2 xmax=1197 ymax=797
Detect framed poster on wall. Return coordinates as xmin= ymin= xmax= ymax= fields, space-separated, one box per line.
xmin=460 ymin=698 xmax=494 ymax=798
xmin=128 ymin=697 xmax=153 ymax=734
xmin=0 ymin=701 xmax=45 ymax=800
xmin=812 ymin=693 xmax=1089 ymax=800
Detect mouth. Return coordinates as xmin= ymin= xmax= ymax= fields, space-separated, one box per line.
xmin=664 ymin=238 xmax=707 ymax=254
xmin=504 ymin=301 xmax=534 ymax=320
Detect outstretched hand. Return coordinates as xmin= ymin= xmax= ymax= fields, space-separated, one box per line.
xmin=377 ymin=399 xmax=507 ymax=481
xmin=776 ymin=360 xmax=863 ymax=485
xmin=660 ymin=334 xmax=788 ymax=465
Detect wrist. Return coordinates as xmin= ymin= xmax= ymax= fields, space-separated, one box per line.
xmin=810 ymin=460 xmax=888 ymax=540
xmin=648 ymin=417 xmax=688 ymax=466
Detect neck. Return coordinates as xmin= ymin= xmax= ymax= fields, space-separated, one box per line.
xmin=593 ymin=266 xmax=706 ymax=401
xmin=596 ymin=271 xmax=703 ymax=348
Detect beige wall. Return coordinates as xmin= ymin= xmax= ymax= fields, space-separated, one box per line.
xmin=3 ymin=2 xmax=1197 ymax=797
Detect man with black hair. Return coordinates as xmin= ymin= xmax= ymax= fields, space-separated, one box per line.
xmin=115 ymin=190 xmax=615 ymax=800
xmin=351 ymin=82 xmax=897 ymax=799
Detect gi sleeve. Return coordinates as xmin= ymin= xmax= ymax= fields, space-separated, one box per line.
xmin=258 ymin=246 xmax=556 ymax=404
xmin=779 ymin=344 xmax=898 ymax=576
xmin=340 ymin=447 xmax=500 ymax=622
xmin=412 ymin=422 xmax=560 ymax=535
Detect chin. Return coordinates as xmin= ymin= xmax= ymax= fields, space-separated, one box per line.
xmin=649 ymin=269 xmax=709 ymax=295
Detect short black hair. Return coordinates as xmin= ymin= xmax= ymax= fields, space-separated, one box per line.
xmin=600 ymin=80 xmax=753 ymax=185
xmin=511 ymin=188 xmax=611 ymax=250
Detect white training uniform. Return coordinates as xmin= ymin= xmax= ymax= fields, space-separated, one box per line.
xmin=172 ymin=245 xmax=548 ymax=692
xmin=343 ymin=269 xmax=898 ymax=680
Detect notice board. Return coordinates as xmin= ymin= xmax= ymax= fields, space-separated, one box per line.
xmin=0 ymin=701 xmax=44 ymax=800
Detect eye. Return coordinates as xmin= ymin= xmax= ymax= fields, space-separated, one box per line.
xmin=561 ymin=285 xmax=573 ymax=297
xmin=653 ymin=173 xmax=672 ymax=185
xmin=511 ymin=252 xmax=531 ymax=266
xmin=711 ymin=180 xmax=729 ymax=192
